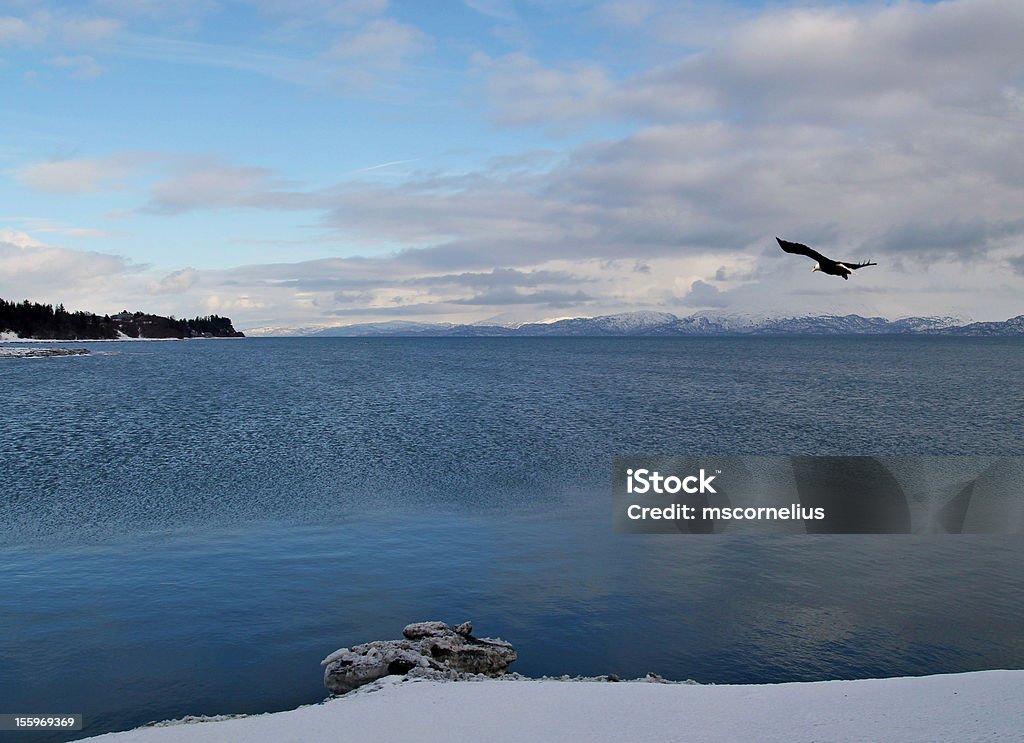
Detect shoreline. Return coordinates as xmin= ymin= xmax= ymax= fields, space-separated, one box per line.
xmin=0 ymin=335 xmax=245 ymax=343
xmin=0 ymin=346 xmax=90 ymax=359
xmin=82 ymin=670 xmax=1024 ymax=742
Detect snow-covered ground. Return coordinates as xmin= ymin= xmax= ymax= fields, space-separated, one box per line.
xmin=0 ymin=335 xmax=180 ymax=342
xmin=84 ymin=671 xmax=1023 ymax=742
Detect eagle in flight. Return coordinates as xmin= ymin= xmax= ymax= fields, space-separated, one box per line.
xmin=777 ymin=237 xmax=877 ymax=280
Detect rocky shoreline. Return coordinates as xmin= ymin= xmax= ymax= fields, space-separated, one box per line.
xmin=322 ymin=621 xmax=518 ymax=694
xmin=320 ymin=620 xmax=698 ymax=697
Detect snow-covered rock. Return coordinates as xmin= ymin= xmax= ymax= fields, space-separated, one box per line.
xmin=0 ymin=346 xmax=89 ymax=358
xmin=321 ymin=621 xmax=516 ymax=695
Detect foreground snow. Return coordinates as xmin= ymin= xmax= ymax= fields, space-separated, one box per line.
xmin=85 ymin=671 xmax=1023 ymax=742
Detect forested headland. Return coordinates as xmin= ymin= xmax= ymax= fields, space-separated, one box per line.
xmin=0 ymin=298 xmax=244 ymax=340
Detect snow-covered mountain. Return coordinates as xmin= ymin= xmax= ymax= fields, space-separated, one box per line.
xmin=933 ymin=315 xmax=1024 ymax=335
xmin=244 ymin=325 xmax=331 ymax=337
xmin=246 ymin=312 xmax=1024 ymax=337
xmin=313 ymin=321 xmax=457 ymax=337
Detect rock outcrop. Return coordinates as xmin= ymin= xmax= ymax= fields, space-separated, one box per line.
xmin=322 ymin=621 xmax=517 ymax=695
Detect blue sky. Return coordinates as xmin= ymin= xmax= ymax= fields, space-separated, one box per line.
xmin=2 ymin=0 xmax=1023 ymax=330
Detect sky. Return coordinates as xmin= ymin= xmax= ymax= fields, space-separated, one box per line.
xmin=1 ymin=0 xmax=1023 ymax=331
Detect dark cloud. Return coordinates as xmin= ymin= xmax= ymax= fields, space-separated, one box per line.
xmin=332 ymin=289 xmax=375 ymax=304
xmin=680 ymin=279 xmax=728 ymax=308
xmin=151 ymin=266 xmax=198 ymax=294
xmin=872 ymin=218 xmax=1024 ymax=257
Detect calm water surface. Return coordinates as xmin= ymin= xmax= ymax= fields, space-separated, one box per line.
xmin=1 ymin=337 xmax=1023 ymax=741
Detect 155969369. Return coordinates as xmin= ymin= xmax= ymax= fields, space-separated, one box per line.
xmin=0 ymin=714 xmax=83 ymax=731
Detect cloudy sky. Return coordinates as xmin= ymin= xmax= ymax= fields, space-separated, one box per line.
xmin=2 ymin=0 xmax=1023 ymax=331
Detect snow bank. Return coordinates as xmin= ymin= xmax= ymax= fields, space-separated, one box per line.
xmin=84 ymin=671 xmax=1023 ymax=742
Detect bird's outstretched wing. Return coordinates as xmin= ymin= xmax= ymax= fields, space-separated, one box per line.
xmin=777 ymin=237 xmax=828 ymax=263
xmin=838 ymin=260 xmax=878 ymax=271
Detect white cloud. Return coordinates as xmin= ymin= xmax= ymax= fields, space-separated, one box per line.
xmin=0 ymin=15 xmax=38 ymax=43
xmin=59 ymin=16 xmax=121 ymax=43
xmin=323 ymin=18 xmax=431 ymax=89
xmin=0 ymin=217 xmax=118 ymax=239
xmin=0 ymin=229 xmax=238 ymax=319
xmin=251 ymin=0 xmax=390 ymax=28
xmin=48 ymin=53 xmax=106 ymax=78
xmin=594 ymin=0 xmax=656 ymax=29
xmin=473 ymin=53 xmax=619 ymax=126
xmin=90 ymin=0 xmax=215 ymax=25
xmin=0 ymin=10 xmax=121 ymax=47
xmin=328 ymin=18 xmax=426 ymax=61
xmin=16 ymin=154 xmax=145 ymax=194
xmin=463 ymin=0 xmax=518 ymax=22
xmin=1 ymin=2 xmax=424 ymax=94
xmin=15 ymin=153 xmax=304 ymax=212
xmin=99 ymin=24 xmax=430 ymax=91
xmin=121 ymin=33 xmax=328 ymax=86
xmin=0 ymin=228 xmax=138 ymax=304
xmin=144 ymin=158 xmax=285 ymax=214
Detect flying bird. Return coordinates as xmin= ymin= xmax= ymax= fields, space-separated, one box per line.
xmin=777 ymin=238 xmax=877 ymax=280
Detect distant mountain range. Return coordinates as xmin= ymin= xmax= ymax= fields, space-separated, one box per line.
xmin=256 ymin=312 xmax=1024 ymax=337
